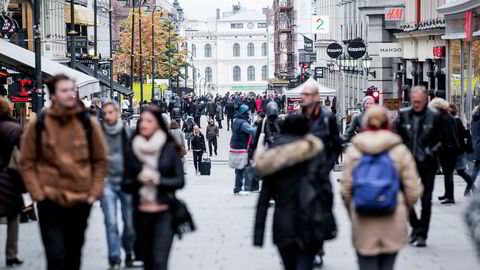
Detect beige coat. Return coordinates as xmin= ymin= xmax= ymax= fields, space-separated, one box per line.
xmin=341 ymin=130 xmax=421 ymax=256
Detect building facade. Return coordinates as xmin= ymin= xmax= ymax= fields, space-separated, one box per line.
xmin=185 ymin=4 xmax=274 ymax=95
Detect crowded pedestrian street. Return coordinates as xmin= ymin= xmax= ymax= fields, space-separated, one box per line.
xmin=0 ymin=117 xmax=477 ymax=270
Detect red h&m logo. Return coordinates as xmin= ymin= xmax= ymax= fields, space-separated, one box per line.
xmin=19 ymin=80 xmax=32 ymax=96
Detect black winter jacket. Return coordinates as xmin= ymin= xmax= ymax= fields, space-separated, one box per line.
xmin=207 ymin=101 xmax=216 ymax=115
xmin=395 ymin=107 xmax=443 ymax=168
xmin=225 ymin=102 xmax=235 ymax=118
xmin=122 ymin=140 xmax=185 ymax=207
xmin=206 ymin=125 xmax=219 ymax=140
xmin=191 ymin=132 xmax=206 ymax=152
xmin=254 ymin=135 xmax=333 ymax=250
xmin=471 ymin=111 xmax=480 ymax=161
xmin=0 ymin=117 xmax=25 ymax=217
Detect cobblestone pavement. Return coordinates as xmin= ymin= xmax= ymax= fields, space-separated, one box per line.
xmin=0 ymin=115 xmax=478 ymax=270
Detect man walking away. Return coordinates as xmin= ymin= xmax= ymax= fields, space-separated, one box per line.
xmin=171 ymin=103 xmax=182 ymax=126
xmin=225 ymin=99 xmax=235 ymax=131
xmin=215 ymin=101 xmax=224 ymax=129
xmin=229 ymin=105 xmax=256 ymax=195
xmin=394 ymin=86 xmax=443 ymax=247
xmin=183 ymin=115 xmax=195 ymax=150
xmin=101 ymin=102 xmax=135 ymax=269
xmin=191 ymin=126 xmax=207 ymax=176
xmin=207 ymin=99 xmax=216 ymax=121
xmin=194 ymin=101 xmax=203 ymax=128
xmin=20 ymin=74 xmax=107 ymax=270
xmin=206 ymin=119 xmax=219 ymax=156
xmin=301 ymin=80 xmax=342 ymax=267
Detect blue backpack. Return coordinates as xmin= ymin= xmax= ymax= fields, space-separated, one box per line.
xmin=352 ymin=151 xmax=400 ymax=216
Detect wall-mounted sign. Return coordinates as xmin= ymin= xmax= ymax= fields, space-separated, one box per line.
xmin=379 ymin=43 xmax=403 ymax=58
xmin=385 ymin=7 xmax=405 ymax=21
xmin=312 ymin=16 xmax=329 ymax=34
xmin=304 ymin=36 xmax=313 ymax=53
xmin=314 ymin=67 xmax=324 ymax=79
xmin=433 ymin=46 xmax=446 ymax=58
xmin=384 ymin=98 xmax=401 ymax=111
xmin=347 ymin=41 xmax=366 ymax=59
xmin=327 ymin=43 xmax=342 ymax=58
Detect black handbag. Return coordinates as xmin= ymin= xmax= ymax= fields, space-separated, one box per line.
xmin=170 ymin=196 xmax=196 ymax=239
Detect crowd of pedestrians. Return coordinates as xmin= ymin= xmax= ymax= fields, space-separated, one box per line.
xmin=3 ymin=73 xmax=480 ymax=270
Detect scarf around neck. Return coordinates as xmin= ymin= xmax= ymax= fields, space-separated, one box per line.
xmin=132 ymin=130 xmax=167 ymax=169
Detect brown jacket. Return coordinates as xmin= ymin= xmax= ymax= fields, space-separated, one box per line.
xmin=341 ymin=130 xmax=421 ymax=256
xmin=19 ymin=104 xmax=107 ymax=206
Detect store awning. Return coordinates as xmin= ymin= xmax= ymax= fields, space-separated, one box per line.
xmin=0 ymin=39 xmax=100 ymax=97
xmin=64 ymin=5 xmax=94 ymax=26
xmin=75 ymin=62 xmax=133 ymax=96
xmin=286 ymin=78 xmax=336 ymax=98
xmin=437 ymin=0 xmax=480 ymax=15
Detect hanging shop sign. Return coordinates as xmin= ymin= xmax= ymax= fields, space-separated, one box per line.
xmin=314 ymin=67 xmax=324 ymax=79
xmin=465 ymin=10 xmax=473 ymax=42
xmin=433 ymin=46 xmax=446 ymax=58
xmin=0 ymin=15 xmax=19 ymax=38
xmin=312 ymin=16 xmax=330 ymax=34
xmin=385 ymin=7 xmax=405 ymax=21
xmin=327 ymin=43 xmax=342 ymax=58
xmin=347 ymin=41 xmax=366 ymax=59
xmin=379 ymin=43 xmax=403 ymax=58
xmin=304 ymin=36 xmax=313 ymax=53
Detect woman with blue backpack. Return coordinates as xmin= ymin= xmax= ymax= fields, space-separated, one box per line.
xmin=341 ymin=106 xmax=421 ymax=270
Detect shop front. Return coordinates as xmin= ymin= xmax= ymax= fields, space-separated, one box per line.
xmin=438 ymin=0 xmax=480 ymax=122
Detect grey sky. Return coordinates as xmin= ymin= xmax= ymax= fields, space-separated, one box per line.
xmin=178 ymin=0 xmax=273 ymax=20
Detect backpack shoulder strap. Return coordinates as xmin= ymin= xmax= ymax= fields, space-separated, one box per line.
xmin=35 ymin=110 xmax=47 ymax=160
xmin=76 ymin=111 xmax=94 ymax=163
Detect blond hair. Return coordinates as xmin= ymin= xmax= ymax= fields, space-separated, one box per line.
xmin=362 ymin=105 xmax=390 ymax=130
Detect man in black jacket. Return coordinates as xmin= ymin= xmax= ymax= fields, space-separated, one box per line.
xmin=207 ymin=99 xmax=216 ymax=121
xmin=394 ymin=86 xmax=443 ymax=247
xmin=225 ymin=99 xmax=236 ymax=131
xmin=301 ymin=81 xmax=342 ymax=267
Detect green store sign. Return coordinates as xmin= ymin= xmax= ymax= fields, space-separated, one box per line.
xmin=231 ymin=85 xmax=267 ymax=91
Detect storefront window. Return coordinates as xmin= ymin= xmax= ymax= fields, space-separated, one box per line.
xmin=449 ymin=41 xmax=480 ymax=119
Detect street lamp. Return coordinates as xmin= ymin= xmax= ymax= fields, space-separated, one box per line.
xmin=362 ymin=53 xmax=376 ymax=78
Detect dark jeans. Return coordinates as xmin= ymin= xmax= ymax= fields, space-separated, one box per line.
xmin=409 ymin=165 xmax=437 ymax=239
xmin=357 ymin=253 xmax=397 ymax=270
xmin=440 ymin=155 xmax=456 ymax=200
xmin=234 ymin=168 xmax=251 ymax=193
xmin=37 ymin=200 xmax=91 ymax=270
xmin=278 ymin=246 xmax=315 ymax=270
xmin=194 ymin=117 xmax=201 ymax=128
xmin=193 ymin=150 xmax=203 ymax=171
xmin=208 ymin=138 xmax=218 ymax=155
xmin=134 ymin=211 xmax=174 ymax=270
xmin=227 ymin=117 xmax=234 ymax=130
xmin=217 ymin=119 xmax=223 ymax=129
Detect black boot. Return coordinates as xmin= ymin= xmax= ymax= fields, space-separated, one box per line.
xmin=6 ymin=258 xmax=24 ymax=266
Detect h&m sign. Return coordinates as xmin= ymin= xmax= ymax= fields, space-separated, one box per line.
xmin=385 ymin=8 xmax=405 ymax=21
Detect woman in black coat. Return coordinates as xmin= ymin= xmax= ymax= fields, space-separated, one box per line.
xmin=122 ymin=106 xmax=185 ymax=270
xmin=190 ymin=126 xmax=206 ymax=175
xmin=470 ymin=107 xmax=480 ymax=188
xmin=0 ymin=98 xmax=24 ymax=266
xmin=253 ymin=115 xmax=334 ymax=270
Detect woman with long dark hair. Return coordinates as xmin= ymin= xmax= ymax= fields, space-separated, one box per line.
xmin=122 ymin=106 xmax=185 ymax=270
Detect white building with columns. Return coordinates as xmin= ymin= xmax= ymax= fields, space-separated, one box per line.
xmin=185 ymin=4 xmax=274 ymax=95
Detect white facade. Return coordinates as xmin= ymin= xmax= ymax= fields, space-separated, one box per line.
xmin=185 ymin=8 xmax=274 ymax=95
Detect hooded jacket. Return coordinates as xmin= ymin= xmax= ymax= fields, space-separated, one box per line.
xmin=341 ymin=130 xmax=421 ymax=256
xmin=254 ymin=134 xmax=332 ymax=249
xmin=20 ymin=104 xmax=107 ymax=206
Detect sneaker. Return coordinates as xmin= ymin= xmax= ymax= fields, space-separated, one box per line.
xmin=441 ymin=199 xmax=455 ymax=205
xmin=438 ymin=195 xmax=447 ymax=201
xmin=125 ymin=254 xmax=134 ymax=268
xmin=415 ymin=237 xmax=427 ymax=247
xmin=465 ymin=186 xmax=473 ymax=197
xmin=108 ymin=263 xmax=121 ymax=270
xmin=313 ymin=254 xmax=323 ymax=268
xmin=408 ymin=231 xmax=418 ymax=244
xmin=6 ymin=258 xmax=24 ymax=266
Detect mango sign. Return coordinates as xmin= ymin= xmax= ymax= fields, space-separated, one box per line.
xmin=385 ymin=8 xmax=405 ymax=21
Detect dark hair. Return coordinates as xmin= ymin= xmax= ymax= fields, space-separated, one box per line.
xmin=45 ymin=74 xmax=75 ymax=95
xmin=134 ymin=106 xmax=180 ymax=152
xmin=280 ymin=114 xmax=309 ymax=136
xmin=449 ymin=103 xmax=458 ymax=116
xmin=170 ymin=120 xmax=180 ymax=129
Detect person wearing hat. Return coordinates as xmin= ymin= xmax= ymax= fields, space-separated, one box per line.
xmin=342 ymin=96 xmax=375 ymax=143
xmin=229 ymin=104 xmax=256 ymax=195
